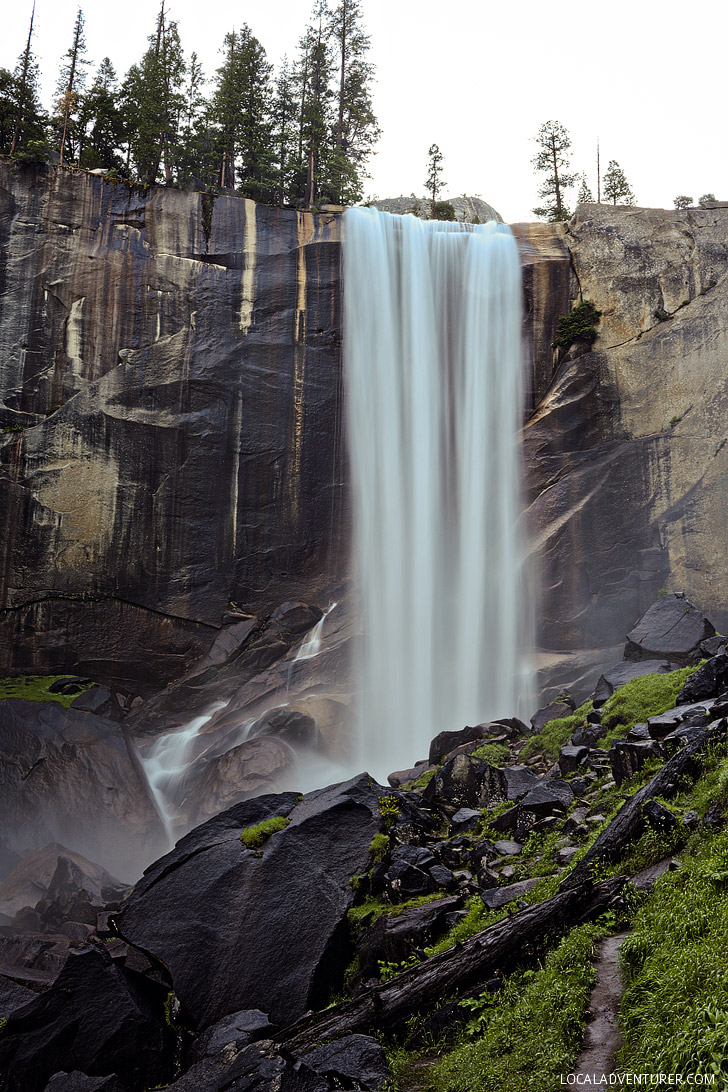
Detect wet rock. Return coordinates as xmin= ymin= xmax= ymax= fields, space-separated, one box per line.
xmin=384 ymin=845 xmax=437 ymax=900
xmin=677 ymin=653 xmax=728 ymax=703
xmin=642 ymin=799 xmax=680 ymax=833
xmin=428 ymin=725 xmax=487 ymax=766
xmin=480 ymin=878 xmax=539 ymax=910
xmin=503 ymin=765 xmax=539 ymax=801
xmin=187 ymin=1010 xmax=275 ymax=1064
xmin=0 ymin=702 xmax=166 ymax=878
xmin=159 ymin=1039 xmax=328 ymax=1092
xmin=423 ymin=754 xmax=507 ymax=812
xmin=530 ymin=700 xmax=574 ymax=733
xmin=592 ymin=659 xmax=678 ymax=706
xmin=42 ymin=1075 xmax=126 ymax=1092
xmin=183 ymin=737 xmax=297 ymax=829
xmin=0 ymin=975 xmax=36 ymax=1020
xmin=0 ymin=844 xmax=128 ymax=922
xmin=627 ymin=723 xmax=651 ymax=740
xmin=609 ymin=740 xmax=665 ymax=786
xmin=0 ymin=947 xmax=173 ymax=1092
xmin=356 ymin=897 xmax=461 ymax=977
xmin=624 ymin=594 xmax=715 ymax=666
xmin=558 ymin=745 xmax=589 ymax=776
xmin=556 ymin=846 xmax=579 ymax=866
xmin=248 ymin=710 xmax=318 ymax=748
xmin=118 ymin=777 xmax=383 ymax=1030
xmin=515 ymin=780 xmax=573 ymax=840
xmin=387 ymin=762 xmax=431 ymax=788
xmin=449 ymin=807 xmax=482 ymax=831
xmin=700 ymin=636 xmax=728 ymax=658
xmin=70 ymin=687 xmax=126 ymax=723
xmin=493 ymin=840 xmax=522 ymax=856
xmin=299 ymin=1034 xmax=392 ymax=1091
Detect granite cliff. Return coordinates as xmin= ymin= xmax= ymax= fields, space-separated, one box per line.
xmin=2 ymin=163 xmax=728 ymax=704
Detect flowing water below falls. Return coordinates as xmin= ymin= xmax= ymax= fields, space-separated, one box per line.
xmin=343 ymin=208 xmax=533 ymax=779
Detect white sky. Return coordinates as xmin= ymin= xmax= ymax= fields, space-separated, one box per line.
xmin=3 ymin=0 xmax=726 ymax=223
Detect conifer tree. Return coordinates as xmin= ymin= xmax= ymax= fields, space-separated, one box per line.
xmin=77 ymin=57 xmax=124 ymax=170
xmin=532 ymin=120 xmax=577 ymax=221
xmin=298 ymin=1 xmax=335 ymax=206
xmin=425 ymin=143 xmax=445 ymax=202
xmin=271 ymin=57 xmax=298 ymax=204
xmin=603 ymin=160 xmax=635 ymax=206
xmin=56 ymin=8 xmax=89 ymax=166
xmin=327 ymin=0 xmax=379 ymax=204
xmin=8 ymin=1 xmax=46 ymax=158
xmin=577 ymin=172 xmax=593 ymax=204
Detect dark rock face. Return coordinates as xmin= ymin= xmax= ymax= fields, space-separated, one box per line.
xmin=428 ymin=725 xmax=487 ymax=766
xmin=624 ymin=594 xmax=714 ymax=665
xmin=117 ymin=777 xmax=383 ymax=1029
xmin=155 ymin=1039 xmax=328 ymax=1092
xmin=609 ymin=739 xmax=664 ymax=786
xmin=0 ymin=164 xmax=345 ymax=694
xmin=0 ymin=947 xmax=174 ymax=1092
xmin=356 ymin=897 xmax=460 ymax=977
xmin=423 ymin=755 xmax=507 ymax=812
xmin=0 ymin=702 xmax=166 ymax=877
xmin=677 ymin=652 xmax=728 ymax=703
xmin=530 ymin=700 xmax=573 ymax=733
xmin=299 ymin=1035 xmax=392 ymax=1091
xmin=43 ymin=1076 xmax=126 ymax=1092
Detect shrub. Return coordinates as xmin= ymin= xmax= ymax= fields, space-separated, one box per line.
xmin=552 ymin=300 xmax=601 ymax=351
xmin=430 ymin=200 xmax=456 ymax=221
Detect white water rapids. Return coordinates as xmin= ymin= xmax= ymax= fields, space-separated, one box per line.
xmin=343 ymin=208 xmax=533 ymax=779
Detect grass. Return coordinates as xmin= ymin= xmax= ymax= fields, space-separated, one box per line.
xmin=520 ymin=701 xmax=593 ymax=762
xmin=426 ymin=922 xmax=606 ymax=1092
xmin=0 ymin=674 xmax=94 ymax=709
xmin=239 ymin=815 xmax=290 ymax=849
xmin=405 ymin=768 xmax=436 ymax=790
xmin=618 ymin=824 xmax=728 ymax=1078
xmin=599 ymin=664 xmax=700 ymax=742
xmin=347 ymin=892 xmax=446 ymax=929
xmin=369 ymin=833 xmax=391 ymax=864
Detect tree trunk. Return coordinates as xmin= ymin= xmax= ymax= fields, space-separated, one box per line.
xmin=561 ymin=721 xmax=725 ymax=892
xmin=278 ymin=875 xmax=626 ymax=1052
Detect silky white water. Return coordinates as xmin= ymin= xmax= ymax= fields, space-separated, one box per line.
xmin=343 ymin=208 xmax=533 ymax=780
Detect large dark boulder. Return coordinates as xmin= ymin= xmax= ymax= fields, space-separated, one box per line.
xmin=0 ymin=701 xmax=167 ymax=879
xmin=42 ymin=1076 xmax=125 ymax=1092
xmin=530 ymin=700 xmax=574 ymax=733
xmin=609 ymin=739 xmax=665 ymax=786
xmin=423 ymin=754 xmax=507 ymax=812
xmin=592 ymin=659 xmax=678 ymax=706
xmin=118 ymin=776 xmax=384 ymax=1030
xmin=676 ymin=653 xmax=728 ymax=703
xmin=157 ymin=1040 xmax=328 ymax=1092
xmin=0 ymin=947 xmax=174 ymax=1092
xmin=355 ymin=896 xmax=461 ymax=977
xmin=428 ymin=725 xmax=487 ymax=766
xmin=624 ymin=594 xmax=715 ymax=666
xmin=299 ymin=1035 xmax=392 ymax=1091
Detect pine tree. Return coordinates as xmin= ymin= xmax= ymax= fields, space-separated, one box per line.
xmin=77 ymin=57 xmax=124 ymax=170
xmin=271 ymin=57 xmax=298 ymax=204
xmin=673 ymin=195 xmax=693 ymax=210
xmin=577 ymin=173 xmax=593 ymax=204
xmin=425 ymin=143 xmax=445 ymax=203
xmin=298 ymin=1 xmax=335 ymax=206
xmin=532 ymin=120 xmax=577 ymax=221
xmin=8 ymin=1 xmax=46 ymax=158
xmin=603 ymin=160 xmax=635 ymax=206
xmin=327 ymin=0 xmax=379 ymax=204
xmin=235 ymin=27 xmax=275 ymax=202
xmin=55 ymin=8 xmax=90 ymax=166
xmin=175 ymin=52 xmax=210 ymax=188
xmin=122 ymin=3 xmax=186 ymax=185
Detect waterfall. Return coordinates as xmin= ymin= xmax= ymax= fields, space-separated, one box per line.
xmin=343 ymin=208 xmax=533 ymax=780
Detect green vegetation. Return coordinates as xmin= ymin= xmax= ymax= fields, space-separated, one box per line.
xmin=531 ymin=120 xmax=577 ymax=222
xmin=0 ymin=674 xmax=93 ymax=709
xmin=599 ymin=664 xmax=698 ymax=739
xmin=520 ymin=701 xmax=593 ymax=762
xmin=470 ymin=742 xmax=510 ymax=766
xmin=347 ymin=892 xmax=445 ymax=928
xmin=552 ymin=301 xmax=602 ymax=351
xmin=379 ymin=796 xmax=401 ymax=828
xmin=406 ymin=767 xmax=436 ymax=790
xmin=430 ymin=200 xmax=456 ymax=222
xmin=239 ymin=815 xmax=290 ymax=849
xmin=369 ymin=833 xmax=391 ymax=864
xmin=428 ymin=923 xmax=605 ymax=1092
xmin=619 ymin=823 xmax=728 ymax=1078
xmin=602 ymin=160 xmax=636 ymax=206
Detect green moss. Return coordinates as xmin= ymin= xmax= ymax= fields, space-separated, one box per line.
xmin=520 ymin=701 xmax=593 ymax=762
xmin=552 ymin=300 xmax=602 ymax=351
xmin=424 ymin=896 xmax=507 ymax=955
xmin=239 ymin=815 xmax=290 ymax=849
xmin=428 ymin=922 xmax=605 ymax=1092
xmin=470 ymin=743 xmax=510 ymax=766
xmin=405 ymin=767 xmax=436 ymax=790
xmin=369 ymin=833 xmax=391 ymax=864
xmin=347 ymin=893 xmax=444 ymax=929
xmin=0 ymin=674 xmax=94 ymax=709
xmin=599 ymin=664 xmax=700 ymax=741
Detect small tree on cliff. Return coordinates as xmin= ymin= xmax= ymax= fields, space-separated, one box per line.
xmin=425 ymin=143 xmax=445 ymax=203
xmin=532 ymin=120 xmax=577 ymax=221
xmin=603 ymin=160 xmax=635 ymax=206
xmin=577 ymin=172 xmax=593 ymax=204
xmin=674 ymin=195 xmax=693 ymax=209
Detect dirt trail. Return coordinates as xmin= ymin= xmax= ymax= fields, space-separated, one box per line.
xmin=570 ymin=930 xmax=629 ymax=1080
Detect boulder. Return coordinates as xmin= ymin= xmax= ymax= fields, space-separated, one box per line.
xmin=118 ymin=777 xmax=384 ymax=1029
xmin=515 ymin=781 xmax=573 ymax=841
xmin=157 ymin=1039 xmax=328 ymax=1092
xmin=624 ymin=594 xmax=715 ymax=666
xmin=299 ymin=1034 xmax=392 ymax=1091
xmin=502 ymin=765 xmax=539 ymax=801
xmin=676 ymin=653 xmax=728 ymax=703
xmin=558 ymin=746 xmax=589 ymax=776
xmin=0 ymin=701 xmax=167 ymax=879
xmin=428 ymin=725 xmax=487 ymax=766
xmin=247 ymin=710 xmax=318 ymax=748
xmin=530 ymin=700 xmax=574 ymax=733
xmin=592 ymin=659 xmax=678 ymax=707
xmin=188 ymin=1010 xmax=275 ymax=1065
xmin=423 ymin=754 xmax=507 ymax=812
xmin=0 ymin=975 xmax=36 ymax=1020
xmin=42 ymin=1076 xmax=126 ymax=1092
xmin=182 ymin=737 xmax=297 ymax=829
xmin=0 ymin=947 xmax=173 ymax=1092
xmin=480 ymin=878 xmax=539 ymax=910
xmin=642 ymin=799 xmax=680 ymax=833
xmin=356 ymin=897 xmax=461 ymax=976
xmin=609 ymin=740 xmax=664 ymax=786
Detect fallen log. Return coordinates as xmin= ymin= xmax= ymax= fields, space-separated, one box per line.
xmin=278 ymin=874 xmax=626 ymax=1052
xmin=561 ymin=719 xmax=726 ymax=892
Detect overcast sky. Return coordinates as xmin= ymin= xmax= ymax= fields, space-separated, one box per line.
xmin=3 ymin=0 xmax=726 ymax=223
